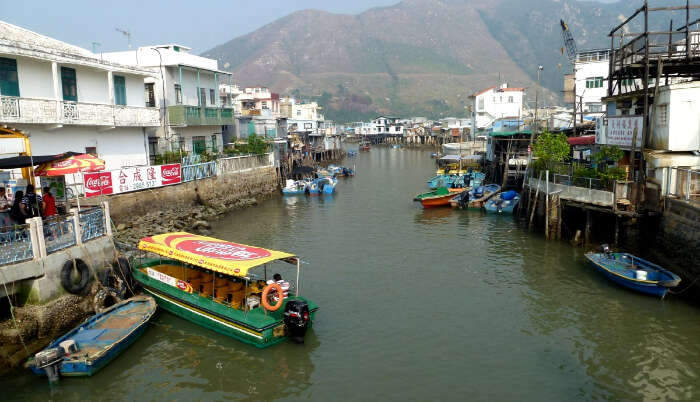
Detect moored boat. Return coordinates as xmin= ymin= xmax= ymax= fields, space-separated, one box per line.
xmin=484 ymin=190 xmax=520 ymax=214
xmin=307 ymin=177 xmax=337 ymax=195
xmin=463 ymin=184 xmax=500 ymax=209
xmin=282 ymin=179 xmax=308 ymax=195
xmin=132 ymin=232 xmax=319 ymax=347
xmin=359 ymin=142 xmax=371 ymax=151
xmin=27 ymin=295 xmax=156 ymax=382
xmin=584 ymin=246 xmax=681 ymax=297
xmin=418 ymin=187 xmax=466 ymax=208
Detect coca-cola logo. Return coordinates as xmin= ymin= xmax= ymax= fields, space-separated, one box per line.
xmin=85 ymin=176 xmax=111 ymax=189
xmin=54 ymin=160 xmax=75 ymax=168
xmin=176 ymin=240 xmax=271 ymax=261
xmin=162 ymin=167 xmax=179 ymax=178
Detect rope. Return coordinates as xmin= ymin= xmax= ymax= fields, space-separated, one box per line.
xmin=668 ymin=273 xmax=700 ymax=295
xmin=0 ymin=270 xmax=30 ymax=356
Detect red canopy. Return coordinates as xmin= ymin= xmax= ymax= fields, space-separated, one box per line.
xmin=568 ymin=135 xmax=595 ymax=146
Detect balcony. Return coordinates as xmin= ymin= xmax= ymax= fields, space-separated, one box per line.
xmin=167 ymin=105 xmax=235 ymax=126
xmin=0 ymin=96 xmax=160 ymax=127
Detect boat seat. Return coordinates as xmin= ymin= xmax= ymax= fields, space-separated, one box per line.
xmin=199 ymin=283 xmax=214 ymax=298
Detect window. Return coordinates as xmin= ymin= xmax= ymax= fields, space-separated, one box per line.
xmin=586 ymin=76 xmax=604 ymax=89
xmin=0 ymin=57 xmax=19 ymax=97
xmin=85 ymin=146 xmax=97 ymax=156
xmin=199 ymin=87 xmax=207 ymax=106
xmin=211 ymin=134 xmax=218 ymax=153
xmin=478 ymin=98 xmax=484 ymax=111
xmin=113 ymin=75 xmax=126 ymax=105
xmin=145 ymin=83 xmax=155 ymax=107
xmin=174 ymin=84 xmax=182 ymax=104
xmin=588 ymin=103 xmax=602 ymax=112
xmin=261 ymin=101 xmax=268 ymax=109
xmin=192 ymin=136 xmax=206 ymax=154
xmin=61 ymin=67 xmax=77 ymax=101
xmin=508 ymin=96 xmax=513 ymax=103
xmin=296 ymin=109 xmax=301 ymax=116
xmin=209 ymin=89 xmax=215 ymax=105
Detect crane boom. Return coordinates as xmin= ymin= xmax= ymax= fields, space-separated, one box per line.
xmin=560 ymin=19 xmax=577 ymax=64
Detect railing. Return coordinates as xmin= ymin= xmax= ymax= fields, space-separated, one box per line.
xmin=0 ymin=225 xmax=33 ymax=266
xmin=217 ymin=153 xmax=273 ymax=174
xmin=167 ymin=105 xmax=235 ymax=126
xmin=0 ymin=96 xmax=159 ymax=127
xmin=666 ymin=167 xmax=700 ymax=203
xmin=79 ymin=207 xmax=105 ymax=243
xmin=552 ymin=173 xmax=608 ymax=191
xmin=43 ymin=214 xmax=77 ymax=254
xmin=527 ymin=176 xmax=615 ymax=207
xmin=181 ymin=155 xmax=218 ymax=182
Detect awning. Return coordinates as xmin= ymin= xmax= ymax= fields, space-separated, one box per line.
xmin=567 ymin=135 xmax=596 ymax=146
xmin=490 ymin=130 xmax=532 ymax=137
xmin=0 ymin=152 xmax=80 ymax=170
xmin=34 ymin=153 xmax=105 ymax=176
xmin=138 ymin=232 xmax=296 ymax=278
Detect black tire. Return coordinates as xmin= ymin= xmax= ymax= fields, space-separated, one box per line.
xmin=114 ymin=257 xmax=137 ymax=296
xmin=60 ymin=259 xmax=91 ymax=295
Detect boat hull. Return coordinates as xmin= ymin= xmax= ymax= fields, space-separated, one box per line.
xmin=584 ymin=253 xmax=680 ymax=297
xmin=420 ymin=191 xmax=464 ymax=208
xmin=485 ymin=195 xmax=520 ymax=214
xmin=133 ymin=266 xmax=318 ymax=348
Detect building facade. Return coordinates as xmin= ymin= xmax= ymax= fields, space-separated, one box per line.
xmin=0 ymin=21 xmax=159 ymax=171
xmin=470 ymin=83 xmax=525 ymax=131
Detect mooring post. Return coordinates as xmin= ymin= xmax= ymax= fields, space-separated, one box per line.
xmin=545 ymin=170 xmax=550 ymax=240
xmin=585 ymin=210 xmax=592 ymax=245
xmin=614 ymin=215 xmax=619 ymax=246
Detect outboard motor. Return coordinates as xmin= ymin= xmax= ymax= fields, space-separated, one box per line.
xmin=601 ymin=244 xmax=611 ymax=256
xmin=283 ymin=300 xmax=310 ymax=343
xmin=34 ymin=347 xmax=64 ymax=384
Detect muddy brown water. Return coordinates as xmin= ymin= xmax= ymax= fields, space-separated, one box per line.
xmin=4 ymin=147 xmax=700 ymax=401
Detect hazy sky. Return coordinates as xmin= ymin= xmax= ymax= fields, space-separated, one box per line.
xmin=1 ymin=0 xmax=401 ymax=54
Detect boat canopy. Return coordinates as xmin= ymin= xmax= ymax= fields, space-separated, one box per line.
xmin=439 ymin=154 xmax=482 ymax=162
xmin=138 ymin=232 xmax=296 ymax=278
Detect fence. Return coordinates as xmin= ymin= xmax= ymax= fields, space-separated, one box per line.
xmin=43 ymin=214 xmax=77 ymax=254
xmin=0 ymin=225 xmax=33 ymax=266
xmin=182 ymin=161 xmax=217 ymax=182
xmin=217 ymin=153 xmax=273 ymax=174
xmin=551 ymin=173 xmax=609 ymax=191
xmin=667 ymin=167 xmax=700 ymax=203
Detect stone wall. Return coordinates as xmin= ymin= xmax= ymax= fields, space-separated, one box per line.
xmin=650 ymin=199 xmax=700 ymax=297
xmin=96 ymin=166 xmax=279 ymax=245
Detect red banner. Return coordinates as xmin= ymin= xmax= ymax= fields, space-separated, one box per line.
xmin=160 ymin=164 xmax=181 ymax=185
xmin=83 ymin=172 xmax=113 ymax=197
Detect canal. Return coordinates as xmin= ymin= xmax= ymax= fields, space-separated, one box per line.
xmin=5 ymin=147 xmax=700 ymax=400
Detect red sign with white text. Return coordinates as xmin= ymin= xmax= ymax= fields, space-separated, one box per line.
xmin=175 ymin=240 xmax=272 ymax=261
xmin=160 ymin=164 xmax=181 ymax=185
xmin=83 ymin=163 xmax=182 ymax=197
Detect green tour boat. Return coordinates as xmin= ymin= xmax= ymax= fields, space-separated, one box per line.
xmin=133 ymin=232 xmax=318 ymax=348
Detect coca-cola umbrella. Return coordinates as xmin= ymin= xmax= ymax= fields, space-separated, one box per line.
xmin=35 ymin=153 xmax=106 ymax=209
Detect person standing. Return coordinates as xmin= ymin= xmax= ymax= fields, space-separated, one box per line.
xmin=21 ymin=184 xmax=44 ymax=219
xmin=10 ymin=190 xmax=25 ymax=224
xmin=0 ymin=187 xmax=11 ymax=227
xmin=41 ymin=187 xmax=57 ymax=218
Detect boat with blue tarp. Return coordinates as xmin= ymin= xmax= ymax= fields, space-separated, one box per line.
xmin=584 ymin=246 xmax=681 ymax=297
xmin=308 ymin=177 xmax=336 ymax=195
xmin=282 ymin=179 xmax=309 ymax=195
xmin=454 ymin=184 xmax=500 ymax=209
xmin=27 ymin=295 xmax=156 ymax=382
xmin=485 ymin=190 xmax=520 ymax=214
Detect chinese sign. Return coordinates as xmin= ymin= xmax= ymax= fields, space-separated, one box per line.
xmin=599 ymin=116 xmax=643 ymax=148
xmin=83 ymin=163 xmax=181 ymax=198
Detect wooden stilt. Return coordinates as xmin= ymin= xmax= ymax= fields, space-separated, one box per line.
xmin=585 ymin=210 xmax=592 ymax=246
xmin=529 ymin=171 xmax=543 ymax=230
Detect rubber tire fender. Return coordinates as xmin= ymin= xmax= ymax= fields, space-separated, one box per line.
xmin=60 ymin=259 xmax=91 ymax=295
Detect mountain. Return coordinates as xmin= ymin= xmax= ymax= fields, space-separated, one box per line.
xmin=203 ymin=0 xmax=641 ymax=121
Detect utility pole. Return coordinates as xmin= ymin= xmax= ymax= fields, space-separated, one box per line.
xmin=530 ymin=65 xmax=543 ymax=149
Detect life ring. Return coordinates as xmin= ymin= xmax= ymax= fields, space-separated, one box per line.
xmin=60 ymin=259 xmax=91 ymax=294
xmin=261 ymin=283 xmax=284 ymax=311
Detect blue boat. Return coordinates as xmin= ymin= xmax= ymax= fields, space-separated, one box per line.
xmin=282 ymin=179 xmax=309 ymax=195
xmin=347 ymin=150 xmax=358 ymax=157
xmin=28 ymin=295 xmax=156 ymax=381
xmin=307 ymin=177 xmax=337 ymax=195
xmin=485 ymin=190 xmax=520 ymax=214
xmin=584 ymin=246 xmax=681 ymax=297
xmin=462 ymin=184 xmax=500 ymax=209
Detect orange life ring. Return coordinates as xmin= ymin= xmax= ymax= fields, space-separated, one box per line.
xmin=261 ymin=283 xmax=284 ymax=311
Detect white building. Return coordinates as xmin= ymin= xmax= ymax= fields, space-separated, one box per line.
xmin=0 ymin=21 xmax=159 ymax=171
xmin=470 ymin=83 xmax=525 ymax=131
xmin=103 ymin=44 xmax=233 ymax=157
xmin=571 ymin=49 xmax=611 ymax=116
xmin=371 ymin=116 xmax=403 ymax=135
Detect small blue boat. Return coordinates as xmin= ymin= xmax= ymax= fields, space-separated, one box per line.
xmin=282 ymin=179 xmax=309 ymax=195
xmin=485 ymin=190 xmax=520 ymax=214
xmin=28 ymin=295 xmax=156 ymax=381
xmin=307 ymin=177 xmax=337 ymax=195
xmin=347 ymin=150 xmax=358 ymax=157
xmin=585 ymin=246 xmax=681 ymax=297
xmin=462 ymin=184 xmax=500 ymax=209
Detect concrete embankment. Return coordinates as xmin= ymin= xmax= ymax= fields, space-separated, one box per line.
xmin=104 ymin=165 xmax=279 ymax=245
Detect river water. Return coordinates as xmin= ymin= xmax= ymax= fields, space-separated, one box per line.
xmin=6 ymin=147 xmax=700 ymax=401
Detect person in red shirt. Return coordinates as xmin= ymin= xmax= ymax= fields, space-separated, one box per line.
xmin=42 ymin=187 xmax=57 ymax=218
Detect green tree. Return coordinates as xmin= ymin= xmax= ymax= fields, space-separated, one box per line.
xmin=245 ymin=134 xmax=270 ymax=155
xmin=533 ymin=130 xmax=571 ymax=172
xmin=592 ymin=145 xmax=623 ymax=165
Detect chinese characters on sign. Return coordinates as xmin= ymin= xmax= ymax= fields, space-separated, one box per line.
xmin=601 ymin=116 xmax=643 ymax=148
xmin=83 ymin=163 xmax=181 ymax=197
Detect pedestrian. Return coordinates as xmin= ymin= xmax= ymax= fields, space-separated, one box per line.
xmin=20 ymin=184 xmax=44 ymax=219
xmin=42 ymin=187 xmax=57 ymax=218
xmin=10 ymin=190 xmax=25 ymax=224
xmin=267 ymin=273 xmax=290 ymax=300
xmin=0 ymin=187 xmax=10 ymax=227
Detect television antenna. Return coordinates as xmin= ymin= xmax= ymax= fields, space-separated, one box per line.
xmin=115 ymin=27 xmax=131 ymax=49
